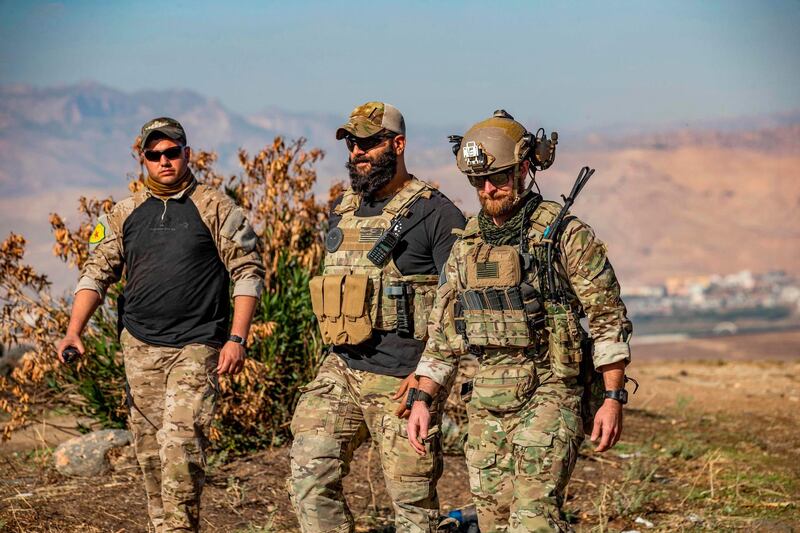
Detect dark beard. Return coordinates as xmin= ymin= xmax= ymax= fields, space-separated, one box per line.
xmin=346 ymin=149 xmax=397 ymax=199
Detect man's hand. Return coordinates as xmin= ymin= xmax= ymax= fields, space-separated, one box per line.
xmin=407 ymin=401 xmax=431 ymax=456
xmin=217 ymin=341 xmax=245 ymax=375
xmin=392 ymin=372 xmax=419 ymax=418
xmin=55 ymin=334 xmax=85 ymax=364
xmin=591 ymin=399 xmax=623 ymax=452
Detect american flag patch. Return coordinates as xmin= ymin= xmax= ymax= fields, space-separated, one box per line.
xmin=359 ymin=227 xmax=384 ymax=243
xmin=476 ymin=261 xmax=499 ymax=278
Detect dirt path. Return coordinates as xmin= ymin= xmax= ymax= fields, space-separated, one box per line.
xmin=2 ymin=331 xmax=798 ymax=532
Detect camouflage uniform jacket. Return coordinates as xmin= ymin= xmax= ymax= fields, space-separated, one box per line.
xmin=77 ymin=176 xmax=265 ymax=300
xmin=415 ymin=200 xmax=632 ymax=385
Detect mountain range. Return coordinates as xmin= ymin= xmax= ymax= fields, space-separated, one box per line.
xmin=1 ymin=82 xmax=798 ymax=292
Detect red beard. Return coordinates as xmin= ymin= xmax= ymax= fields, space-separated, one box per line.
xmin=479 ymin=189 xmax=517 ymax=217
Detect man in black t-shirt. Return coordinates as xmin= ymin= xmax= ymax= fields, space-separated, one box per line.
xmin=288 ymin=102 xmax=465 ymax=533
xmin=56 ymin=117 xmax=265 ymax=533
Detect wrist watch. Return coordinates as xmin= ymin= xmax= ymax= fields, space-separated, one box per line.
xmin=405 ymin=387 xmax=434 ymax=410
xmin=604 ymin=389 xmax=628 ymax=405
xmin=415 ymin=389 xmax=435 ymax=407
xmin=228 ymin=334 xmax=247 ymax=347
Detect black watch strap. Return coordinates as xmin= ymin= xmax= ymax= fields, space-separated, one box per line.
xmin=405 ymin=387 xmax=434 ymax=409
xmin=604 ymin=389 xmax=628 ymax=405
xmin=228 ymin=334 xmax=246 ymax=347
xmin=415 ymin=390 xmax=435 ymax=407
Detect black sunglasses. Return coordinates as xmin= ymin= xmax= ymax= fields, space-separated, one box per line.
xmin=467 ymin=168 xmax=514 ymax=189
xmin=143 ymin=146 xmax=185 ymax=162
xmin=344 ymin=133 xmax=395 ymax=152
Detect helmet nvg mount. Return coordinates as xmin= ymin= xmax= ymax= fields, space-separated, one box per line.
xmin=449 ymin=110 xmax=558 ymax=176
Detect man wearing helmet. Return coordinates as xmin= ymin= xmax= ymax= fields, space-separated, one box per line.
xmin=406 ymin=111 xmax=633 ymax=532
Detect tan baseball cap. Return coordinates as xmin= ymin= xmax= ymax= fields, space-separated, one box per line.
xmin=335 ymin=101 xmax=406 ymax=139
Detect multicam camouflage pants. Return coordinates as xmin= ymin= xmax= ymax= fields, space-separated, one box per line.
xmin=288 ymin=354 xmax=443 ymax=533
xmin=465 ymin=368 xmax=584 ymax=533
xmin=121 ymin=329 xmax=219 ymax=533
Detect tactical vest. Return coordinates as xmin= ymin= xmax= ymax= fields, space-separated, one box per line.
xmin=310 ymin=178 xmax=439 ymax=346
xmin=454 ymin=200 xmax=586 ymax=381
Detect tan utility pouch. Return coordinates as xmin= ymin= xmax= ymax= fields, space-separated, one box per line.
xmin=309 ymin=276 xmax=334 ymax=343
xmin=545 ymin=301 xmax=583 ymax=379
xmin=310 ymin=274 xmax=372 ymax=345
xmin=324 ymin=275 xmax=347 ymax=344
xmin=471 ymin=363 xmax=537 ymax=413
xmin=309 ymin=275 xmax=326 ymax=329
xmin=466 ymin=244 xmax=521 ymax=289
xmin=342 ymin=274 xmax=372 ymax=345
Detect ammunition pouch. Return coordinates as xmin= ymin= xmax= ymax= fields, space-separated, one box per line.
xmin=545 ymin=301 xmax=583 ymax=379
xmin=457 ymin=244 xmax=539 ymax=348
xmin=470 ymin=363 xmax=537 ymax=413
xmin=460 ymin=288 xmax=531 ymax=348
xmin=310 ymin=274 xmax=373 ymax=345
xmin=311 ymin=273 xmax=437 ymax=344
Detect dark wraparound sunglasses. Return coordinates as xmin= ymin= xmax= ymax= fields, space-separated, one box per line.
xmin=144 ymin=146 xmax=185 ymax=162
xmin=344 ymin=134 xmax=395 ymax=152
xmin=467 ymin=168 xmax=514 ymax=188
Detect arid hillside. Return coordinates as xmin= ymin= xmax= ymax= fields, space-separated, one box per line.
xmin=1 ymin=83 xmax=798 ymax=289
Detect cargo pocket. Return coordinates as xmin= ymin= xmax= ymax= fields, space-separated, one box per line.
xmin=381 ymin=414 xmax=438 ymax=481
xmin=512 ymin=430 xmax=554 ymax=479
xmin=198 ymin=362 xmax=220 ymax=433
xmin=471 ymin=364 xmax=537 ymax=413
xmin=512 ymin=403 xmax=582 ymax=494
xmin=342 ymin=274 xmax=372 ymax=345
xmin=465 ymin=448 xmax=498 ymax=495
xmin=290 ymin=378 xmax=341 ymax=436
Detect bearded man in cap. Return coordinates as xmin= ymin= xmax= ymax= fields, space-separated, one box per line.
xmin=56 ymin=117 xmax=265 ymax=532
xmin=288 ymin=102 xmax=466 ymax=532
xmin=406 ymin=110 xmax=634 ymax=532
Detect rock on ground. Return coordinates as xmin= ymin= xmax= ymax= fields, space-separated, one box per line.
xmin=53 ymin=429 xmax=132 ymax=477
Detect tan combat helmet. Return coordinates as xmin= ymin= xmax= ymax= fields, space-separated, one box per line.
xmin=450 ymin=110 xmax=557 ymax=176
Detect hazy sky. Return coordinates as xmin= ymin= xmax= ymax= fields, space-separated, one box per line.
xmin=1 ymin=0 xmax=799 ymax=130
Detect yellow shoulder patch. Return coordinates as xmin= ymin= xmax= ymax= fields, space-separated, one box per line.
xmin=89 ymin=222 xmax=105 ymax=244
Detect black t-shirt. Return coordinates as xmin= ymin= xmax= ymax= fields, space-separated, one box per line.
xmin=329 ymin=182 xmax=466 ymax=377
xmin=120 ymin=195 xmax=230 ymax=348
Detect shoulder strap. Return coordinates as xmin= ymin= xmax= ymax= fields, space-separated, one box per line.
xmin=382 ymin=177 xmax=432 ymax=218
xmin=526 ymin=200 xmax=563 ymax=246
xmin=333 ymin=177 xmax=433 ymax=218
xmin=461 ymin=216 xmax=481 ymax=238
xmin=334 ymin=189 xmax=360 ymax=215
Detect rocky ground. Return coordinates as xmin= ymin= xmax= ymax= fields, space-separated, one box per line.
xmin=1 ymin=331 xmax=799 ymax=532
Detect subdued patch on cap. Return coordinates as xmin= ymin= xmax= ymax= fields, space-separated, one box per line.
xmin=140 ymin=117 xmax=187 ymax=149
xmin=335 ymin=101 xmax=406 ymax=140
